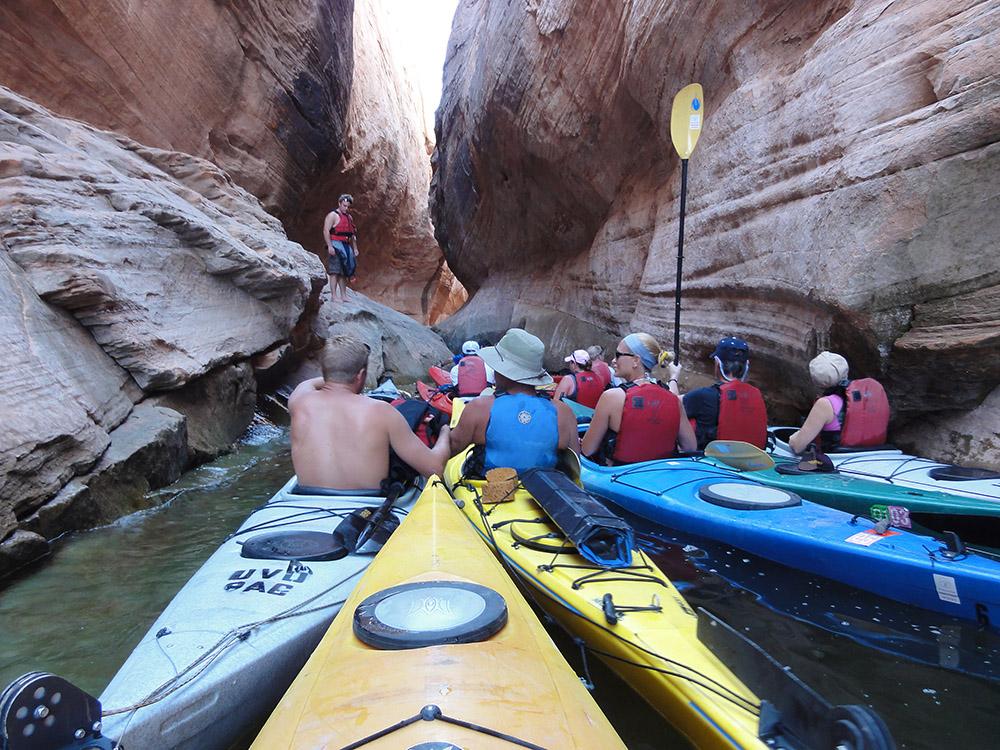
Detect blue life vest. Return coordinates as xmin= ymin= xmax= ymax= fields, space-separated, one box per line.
xmin=485 ymin=393 xmax=559 ymax=474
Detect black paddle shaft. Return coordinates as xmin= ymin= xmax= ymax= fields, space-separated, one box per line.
xmin=355 ymin=481 xmax=406 ymax=550
xmin=673 ymin=158 xmax=689 ymax=364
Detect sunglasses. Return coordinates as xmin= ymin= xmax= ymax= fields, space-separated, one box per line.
xmin=614 ymin=350 xmax=637 ymax=359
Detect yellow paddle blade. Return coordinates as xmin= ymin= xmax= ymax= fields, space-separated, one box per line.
xmin=450 ymin=397 xmax=465 ymax=428
xmin=670 ymin=83 xmax=704 ymax=159
xmin=557 ymin=448 xmax=582 ymax=486
xmin=704 ymin=440 xmax=774 ymax=472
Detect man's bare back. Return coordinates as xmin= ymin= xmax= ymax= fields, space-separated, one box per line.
xmin=289 ymin=378 xmax=449 ymax=490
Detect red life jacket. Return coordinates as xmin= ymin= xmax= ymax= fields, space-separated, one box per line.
xmin=839 ymin=378 xmax=889 ymax=447
xmin=330 ymin=210 xmax=356 ymax=242
xmin=456 ymin=355 xmax=488 ymax=396
xmin=389 ymin=398 xmax=444 ymax=447
xmin=592 ymin=360 xmax=613 ymax=388
xmin=612 ymin=382 xmax=680 ymax=464
xmin=573 ymin=371 xmax=604 ymax=409
xmin=716 ymin=381 xmax=768 ymax=449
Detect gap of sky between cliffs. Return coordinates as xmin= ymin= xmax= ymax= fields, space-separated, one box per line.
xmin=384 ymin=0 xmax=460 ymax=136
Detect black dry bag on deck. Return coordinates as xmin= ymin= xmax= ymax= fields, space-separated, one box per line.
xmin=519 ymin=467 xmax=634 ymax=568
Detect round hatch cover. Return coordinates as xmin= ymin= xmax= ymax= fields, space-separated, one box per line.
xmin=928 ymin=465 xmax=1000 ymax=482
xmin=354 ymin=580 xmax=507 ymax=650
xmin=408 ymin=744 xmax=465 ymax=750
xmin=240 ymin=531 xmax=348 ymax=561
xmin=697 ymin=482 xmax=801 ymax=510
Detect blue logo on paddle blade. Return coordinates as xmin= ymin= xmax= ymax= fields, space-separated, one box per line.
xmin=692 ymin=98 xmax=701 ymax=111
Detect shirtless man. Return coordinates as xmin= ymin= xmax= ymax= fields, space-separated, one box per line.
xmin=289 ymin=334 xmax=451 ymax=490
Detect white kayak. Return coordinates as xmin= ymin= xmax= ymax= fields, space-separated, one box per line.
xmin=95 ymin=476 xmax=418 ymax=750
xmin=769 ymin=426 xmax=1000 ymax=503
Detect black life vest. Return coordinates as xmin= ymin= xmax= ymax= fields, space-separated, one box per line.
xmin=611 ymin=382 xmax=680 ymax=464
xmin=716 ymin=381 xmax=768 ymax=449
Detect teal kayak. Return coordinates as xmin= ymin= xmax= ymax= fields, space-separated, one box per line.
xmin=563 ymin=397 xmax=596 ymax=423
xmin=711 ymin=458 xmax=1000 ymax=551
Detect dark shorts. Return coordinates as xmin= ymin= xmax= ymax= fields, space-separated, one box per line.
xmin=327 ymin=241 xmax=356 ymax=277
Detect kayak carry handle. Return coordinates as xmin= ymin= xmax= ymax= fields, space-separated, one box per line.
xmin=602 ymin=593 xmax=619 ymax=625
xmin=938 ymin=530 xmax=967 ymax=560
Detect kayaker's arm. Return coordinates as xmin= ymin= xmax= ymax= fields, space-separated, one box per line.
xmin=788 ymin=397 xmax=835 ymax=454
xmin=448 ymin=397 xmax=490 ymax=456
xmin=580 ymin=389 xmax=621 ymax=457
xmin=553 ymin=374 xmax=574 ymax=401
xmin=554 ymin=400 xmax=580 ymax=454
xmin=322 ymin=211 xmax=336 ymax=248
xmin=676 ymin=399 xmax=698 ymax=452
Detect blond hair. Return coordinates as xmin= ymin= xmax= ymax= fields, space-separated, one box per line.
xmin=321 ymin=334 xmax=370 ymax=383
xmin=626 ymin=332 xmax=674 ymax=381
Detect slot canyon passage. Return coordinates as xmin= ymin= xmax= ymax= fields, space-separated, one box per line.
xmin=0 ymin=1 xmax=999 ymax=748
xmin=2 ymin=0 xmax=998 ymax=574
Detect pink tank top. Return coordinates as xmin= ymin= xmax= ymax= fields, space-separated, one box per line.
xmin=822 ymin=394 xmax=844 ymax=431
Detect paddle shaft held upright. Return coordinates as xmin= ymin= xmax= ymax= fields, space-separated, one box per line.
xmin=673 ymin=158 xmax=689 ymax=363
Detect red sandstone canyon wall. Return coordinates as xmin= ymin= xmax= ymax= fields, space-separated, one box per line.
xmin=431 ymin=0 xmax=1000 ymax=465
xmin=0 ymin=0 xmax=460 ymax=320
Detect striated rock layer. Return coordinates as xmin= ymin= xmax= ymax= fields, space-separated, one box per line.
xmin=432 ymin=0 xmax=1000 ymax=464
xmin=0 ymin=86 xmax=323 ymax=575
xmin=0 ymin=0 xmax=353 ymax=222
xmin=0 ymin=0 xmax=460 ymax=321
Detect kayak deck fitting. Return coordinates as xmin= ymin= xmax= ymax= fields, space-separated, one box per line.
xmin=444 ymin=447 xmax=895 ymax=750
xmin=250 ymin=476 xmax=626 ymax=749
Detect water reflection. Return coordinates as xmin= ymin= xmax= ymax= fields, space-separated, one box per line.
xmin=0 ymin=417 xmax=292 ymax=696
xmin=633 ymin=521 xmax=1000 ymax=749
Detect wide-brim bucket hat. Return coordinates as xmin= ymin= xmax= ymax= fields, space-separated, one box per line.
xmin=478 ymin=328 xmax=553 ymax=386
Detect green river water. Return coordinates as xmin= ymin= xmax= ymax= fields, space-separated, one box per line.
xmin=1 ymin=414 xmax=998 ymax=748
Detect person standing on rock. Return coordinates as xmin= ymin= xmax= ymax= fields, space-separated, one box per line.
xmin=323 ymin=194 xmax=359 ymax=302
xmin=289 ymin=334 xmax=451 ymax=490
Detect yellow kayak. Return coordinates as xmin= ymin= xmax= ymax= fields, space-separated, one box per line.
xmin=444 ymin=441 xmax=897 ymax=750
xmin=444 ymin=448 xmax=766 ymax=749
xmin=251 ymin=476 xmax=626 ymax=749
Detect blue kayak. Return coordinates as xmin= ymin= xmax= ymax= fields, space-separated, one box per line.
xmin=581 ymin=456 xmax=1000 ymax=629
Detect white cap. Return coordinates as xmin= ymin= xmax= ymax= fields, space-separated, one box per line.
xmin=462 ymin=340 xmax=480 ymax=355
xmin=564 ymin=349 xmax=591 ymax=366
